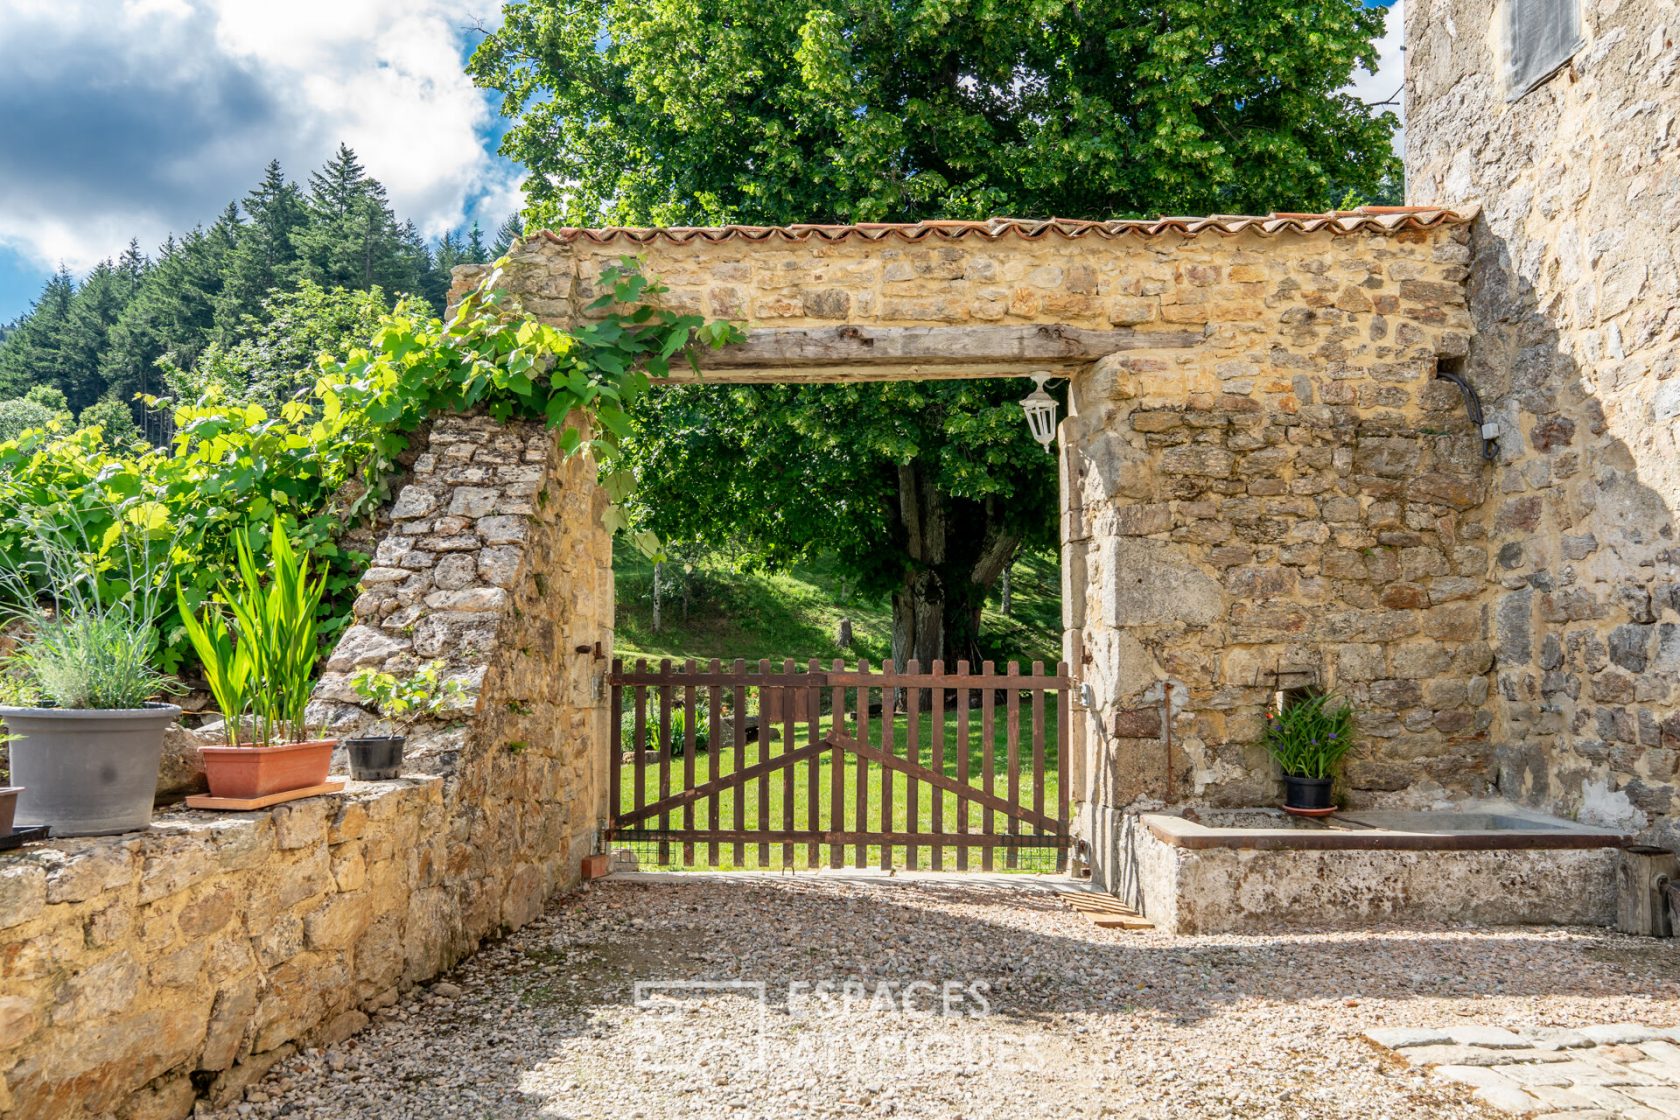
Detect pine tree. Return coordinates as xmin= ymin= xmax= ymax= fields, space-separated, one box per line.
xmin=215 ymin=160 xmax=306 ymax=338
xmin=116 ymin=239 xmax=148 ymax=295
xmin=394 ymin=219 xmax=430 ymax=300
xmin=104 ymin=218 xmax=238 ymax=409
xmin=296 ymin=144 xmax=416 ymax=295
xmin=465 ymin=221 xmax=489 ymax=263
xmin=61 ymin=260 xmax=132 ymax=413
xmin=0 ymin=265 xmax=76 ymax=399
xmin=491 ymin=213 xmax=524 ymax=257
xmin=426 ymin=230 xmax=466 ymax=310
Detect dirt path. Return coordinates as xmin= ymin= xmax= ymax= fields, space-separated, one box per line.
xmin=203 ymin=875 xmax=1680 ymax=1119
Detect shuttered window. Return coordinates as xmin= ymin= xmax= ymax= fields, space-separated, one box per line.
xmin=1507 ymin=0 xmax=1584 ymax=100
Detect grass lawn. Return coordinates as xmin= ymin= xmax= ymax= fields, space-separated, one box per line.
xmin=613 ymin=544 xmax=1063 ymax=668
xmin=613 ymin=695 xmax=1064 ymax=873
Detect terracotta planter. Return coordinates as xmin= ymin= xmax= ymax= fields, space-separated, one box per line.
xmin=0 ymin=787 xmax=20 ymax=836
xmin=200 ymin=739 xmax=335 ymax=800
xmin=581 ymin=852 xmax=611 ymax=881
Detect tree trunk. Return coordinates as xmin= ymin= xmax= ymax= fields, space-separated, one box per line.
xmin=889 ymin=465 xmax=1022 ymax=674
xmin=1000 ymin=565 xmax=1013 ymax=617
xmin=651 ymin=561 xmax=664 ymax=634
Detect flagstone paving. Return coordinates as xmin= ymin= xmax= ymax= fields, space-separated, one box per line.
xmin=1368 ymin=1025 xmax=1680 ymax=1118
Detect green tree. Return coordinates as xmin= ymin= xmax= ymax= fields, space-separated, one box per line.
xmin=214 ymin=160 xmax=308 ymax=337
xmin=161 ymin=280 xmax=388 ymax=410
xmin=295 ymin=144 xmax=418 ymax=296
xmin=22 ymin=385 xmax=68 ymax=413
xmin=464 ymin=221 xmax=490 ymax=262
xmin=60 ymin=260 xmax=132 ymax=414
xmin=0 ymin=398 xmax=59 ymax=444
xmin=470 ymin=0 xmax=1399 ymax=662
xmin=490 ymin=212 xmax=524 ymax=256
xmin=624 ymin=381 xmax=1058 ymax=663
xmin=470 ymin=0 xmax=1398 ymax=228
xmin=76 ymin=396 xmax=144 ymax=449
xmin=0 ymin=266 xmax=76 ymax=400
xmin=104 ymin=216 xmax=240 ymax=410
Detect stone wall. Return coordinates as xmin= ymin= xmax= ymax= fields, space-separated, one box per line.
xmin=1407 ymin=0 xmax=1680 ymax=845
xmin=0 ymin=414 xmax=612 ymax=1118
xmin=465 ymin=220 xmax=1481 ymax=888
xmin=1064 ymin=228 xmax=1483 ymax=886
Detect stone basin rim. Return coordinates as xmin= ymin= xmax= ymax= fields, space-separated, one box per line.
xmin=1141 ymin=808 xmax=1636 ymax=852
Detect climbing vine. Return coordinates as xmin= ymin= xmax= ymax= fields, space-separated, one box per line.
xmin=0 ymin=259 xmax=741 ymax=670
xmin=317 ymin=259 xmax=742 ymax=549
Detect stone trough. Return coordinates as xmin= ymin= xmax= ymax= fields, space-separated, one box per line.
xmin=1117 ymin=804 xmax=1632 ymax=935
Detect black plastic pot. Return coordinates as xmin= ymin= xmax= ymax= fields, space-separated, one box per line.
xmin=346 ymin=736 xmax=406 ymax=781
xmin=1283 ymin=775 xmax=1333 ymax=811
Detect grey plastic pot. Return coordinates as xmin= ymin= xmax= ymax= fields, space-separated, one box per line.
xmin=0 ymin=704 xmax=181 ymax=836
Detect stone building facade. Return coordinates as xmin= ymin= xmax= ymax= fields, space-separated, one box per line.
xmin=0 ymin=415 xmax=612 ymax=1118
xmin=461 ymin=213 xmax=1483 ymax=887
xmin=1408 ymin=0 xmax=1680 ymax=845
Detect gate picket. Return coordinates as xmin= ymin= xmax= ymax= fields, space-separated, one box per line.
xmin=757 ymin=659 xmax=771 ymax=867
xmin=731 ymin=660 xmax=746 ymax=866
xmin=683 ymin=660 xmax=697 ymax=864
xmin=904 ymin=661 xmax=921 ymax=871
xmin=980 ymin=660 xmax=995 ymax=871
xmin=854 ymin=662 xmax=870 ymax=866
xmin=829 ymin=660 xmax=844 ymax=869
xmin=955 ymin=660 xmax=970 ymax=871
xmin=707 ymin=659 xmax=722 ymax=865
xmin=608 ymin=657 xmax=1070 ymax=872
xmin=657 ymin=660 xmax=673 ymax=865
xmin=930 ymin=660 xmax=945 ymax=871
xmin=1005 ymin=661 xmax=1021 ymax=870
xmin=879 ymin=660 xmax=894 ymax=871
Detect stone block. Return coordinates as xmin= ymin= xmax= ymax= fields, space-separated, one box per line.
xmin=0 ymin=864 xmax=46 ymax=931
xmin=1099 ymin=538 xmax=1222 ymax=628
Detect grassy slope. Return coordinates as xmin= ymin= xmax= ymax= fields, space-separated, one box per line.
xmin=613 ymin=544 xmax=1063 ymax=668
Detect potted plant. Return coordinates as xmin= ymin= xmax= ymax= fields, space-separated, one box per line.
xmin=345 ymin=660 xmax=464 ymax=780
xmin=179 ymin=519 xmax=334 ymax=800
xmin=1263 ymin=690 xmax=1356 ymax=813
xmin=0 ymin=504 xmax=182 ymax=836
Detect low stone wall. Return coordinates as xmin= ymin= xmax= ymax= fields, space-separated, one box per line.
xmin=0 ymin=414 xmax=612 ymax=1118
xmin=1124 ymin=818 xmax=1620 ymax=935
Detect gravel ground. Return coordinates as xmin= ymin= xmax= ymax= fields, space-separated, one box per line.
xmin=201 ymin=875 xmax=1680 ymax=1120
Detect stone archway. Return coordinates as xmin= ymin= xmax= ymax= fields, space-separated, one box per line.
xmin=324 ymin=207 xmax=1478 ymax=894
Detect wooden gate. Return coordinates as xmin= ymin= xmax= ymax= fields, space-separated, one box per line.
xmin=608 ymin=658 xmax=1070 ymax=871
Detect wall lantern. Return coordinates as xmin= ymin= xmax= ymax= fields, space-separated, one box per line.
xmin=1020 ymin=372 xmax=1059 ymax=453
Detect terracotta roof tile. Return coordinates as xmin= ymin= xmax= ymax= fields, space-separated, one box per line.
xmin=538 ymin=206 xmax=1476 ymax=247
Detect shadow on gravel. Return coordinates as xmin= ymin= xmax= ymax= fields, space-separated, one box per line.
xmin=546 ymin=877 xmax=1680 ymax=1025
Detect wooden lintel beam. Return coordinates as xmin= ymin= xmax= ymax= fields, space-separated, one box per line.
xmin=662 ymin=324 xmax=1201 ymax=383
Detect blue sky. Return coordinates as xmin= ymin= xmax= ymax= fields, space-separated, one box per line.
xmin=0 ymin=0 xmax=1405 ymax=324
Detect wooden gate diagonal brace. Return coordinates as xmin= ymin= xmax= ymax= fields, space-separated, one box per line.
xmin=612 ymin=737 xmax=830 ymax=829
xmin=829 ymin=734 xmax=1063 ymax=835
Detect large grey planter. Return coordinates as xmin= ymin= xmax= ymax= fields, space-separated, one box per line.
xmin=0 ymin=704 xmax=181 ymax=836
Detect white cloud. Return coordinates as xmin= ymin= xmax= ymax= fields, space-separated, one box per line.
xmin=0 ymin=0 xmax=520 ymax=274
xmin=1343 ymin=0 xmax=1407 ymax=152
